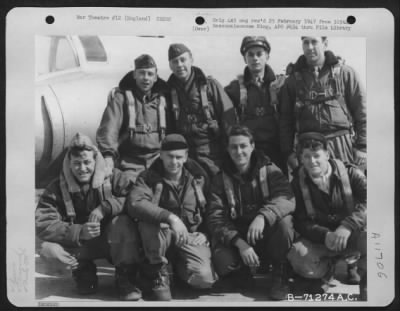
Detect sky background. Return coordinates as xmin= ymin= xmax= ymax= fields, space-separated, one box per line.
xmin=100 ymin=36 xmax=366 ymax=87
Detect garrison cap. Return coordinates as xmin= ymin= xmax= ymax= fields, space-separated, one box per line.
xmin=161 ymin=134 xmax=188 ymax=151
xmin=168 ymin=43 xmax=191 ymax=60
xmin=240 ymin=36 xmax=271 ymax=55
xmin=135 ymin=54 xmax=157 ymax=69
xmin=68 ymin=133 xmax=98 ymax=153
xmin=297 ymin=132 xmax=327 ymax=151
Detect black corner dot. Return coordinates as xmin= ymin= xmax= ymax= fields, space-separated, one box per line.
xmin=346 ymin=15 xmax=356 ymax=24
xmin=195 ymin=16 xmax=205 ymax=25
xmin=46 ymin=15 xmax=55 ymax=24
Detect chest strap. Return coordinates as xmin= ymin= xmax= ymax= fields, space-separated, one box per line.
xmin=151 ymin=177 xmax=206 ymax=212
xmin=152 ymin=182 xmax=164 ymax=205
xmin=334 ymin=160 xmax=354 ymax=210
xmin=171 ymin=88 xmax=180 ymax=121
xmin=158 ymin=95 xmax=167 ymax=140
xmin=125 ymin=90 xmax=136 ymax=139
xmin=222 ymin=171 xmax=237 ymax=219
xmin=237 ymin=75 xmax=278 ymax=121
xmin=125 ymin=90 xmax=167 ymax=139
xmin=222 ymin=165 xmax=269 ymax=220
xmin=60 ymin=174 xmax=113 ymax=224
xmin=299 ymin=159 xmax=354 ymax=219
xmin=170 ymin=86 xmax=214 ymax=123
xmin=60 ymin=174 xmax=76 ymax=224
xmin=237 ymin=76 xmax=247 ymax=121
xmin=192 ymin=176 xmax=206 ymax=212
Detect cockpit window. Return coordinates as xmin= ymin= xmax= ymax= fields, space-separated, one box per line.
xmin=79 ymin=36 xmax=107 ymax=62
xmin=55 ymin=37 xmax=79 ymax=71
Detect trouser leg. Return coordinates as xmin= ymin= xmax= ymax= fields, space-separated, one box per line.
xmin=175 ymin=232 xmax=218 ymax=289
xmin=107 ymin=215 xmax=142 ymax=266
xmin=257 ymin=215 xmax=294 ymax=264
xmin=138 ymin=222 xmax=171 ymax=265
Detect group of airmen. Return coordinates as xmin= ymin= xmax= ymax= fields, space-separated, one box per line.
xmin=35 ymin=36 xmax=367 ymax=301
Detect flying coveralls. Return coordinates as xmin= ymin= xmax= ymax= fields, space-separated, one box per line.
xmin=97 ymin=68 xmax=171 ymax=181
xmin=35 ymin=134 xmax=141 ymax=297
xmin=225 ymin=65 xmax=286 ymax=173
xmin=167 ymin=66 xmax=237 ymax=177
xmin=126 ymin=157 xmax=218 ymax=292
xmin=279 ymin=51 xmax=366 ymax=167
xmin=206 ymin=151 xmax=295 ymax=284
xmin=288 ymin=158 xmax=367 ymax=298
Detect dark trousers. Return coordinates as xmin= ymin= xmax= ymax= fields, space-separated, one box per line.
xmin=212 ymin=215 xmax=294 ymax=276
xmin=138 ymin=222 xmax=218 ymax=289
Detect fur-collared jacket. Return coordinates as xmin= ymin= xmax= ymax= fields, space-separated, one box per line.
xmin=225 ymin=65 xmax=279 ymax=145
xmin=206 ymin=151 xmax=295 ymax=246
xmin=279 ymin=51 xmax=366 ymax=156
xmin=167 ymin=66 xmax=237 ymax=176
xmin=291 ymin=159 xmax=367 ymax=244
xmin=96 ymin=71 xmax=171 ymax=169
xmin=126 ymin=157 xmax=209 ymax=233
xmin=35 ymin=152 xmax=135 ymax=248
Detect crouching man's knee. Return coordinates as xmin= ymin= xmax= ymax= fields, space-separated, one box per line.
xmin=212 ymin=245 xmax=241 ymax=277
xmin=107 ymin=215 xmax=142 ymax=265
xmin=186 ymin=266 xmax=218 ymax=289
xmin=287 ymin=239 xmax=331 ymax=279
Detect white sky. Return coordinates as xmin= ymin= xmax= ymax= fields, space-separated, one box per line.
xmin=101 ymin=36 xmax=366 ymax=87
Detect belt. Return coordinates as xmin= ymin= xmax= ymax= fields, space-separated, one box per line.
xmin=323 ymin=129 xmax=351 ymax=139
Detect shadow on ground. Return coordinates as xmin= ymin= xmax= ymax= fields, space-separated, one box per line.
xmin=36 ymin=256 xmax=360 ymax=303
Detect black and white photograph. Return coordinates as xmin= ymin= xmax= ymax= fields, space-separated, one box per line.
xmin=5 ymin=7 xmax=395 ymax=308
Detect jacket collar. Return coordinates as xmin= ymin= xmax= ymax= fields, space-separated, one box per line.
xmin=145 ymin=157 xmax=209 ymax=185
xmin=167 ymin=66 xmax=208 ymax=89
xmin=118 ymin=70 xmax=169 ymax=98
xmin=61 ymin=149 xmax=107 ymax=193
xmin=294 ymin=50 xmax=339 ymax=72
xmin=243 ymin=65 xmax=276 ymax=86
xmin=222 ymin=150 xmax=270 ymax=181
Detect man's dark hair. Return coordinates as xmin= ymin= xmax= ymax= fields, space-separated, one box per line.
xmin=301 ymin=36 xmax=327 ymax=42
xmin=69 ymin=146 xmax=96 ymax=159
xmin=227 ymin=125 xmax=254 ymax=144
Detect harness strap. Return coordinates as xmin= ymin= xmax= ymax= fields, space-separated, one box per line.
xmin=152 ymin=182 xmax=164 ymax=205
xmin=299 ymin=166 xmax=316 ymax=219
xmin=171 ymin=88 xmax=180 ymax=121
xmin=59 ymin=174 xmax=76 ymax=224
xmin=192 ymin=177 xmax=206 ymax=212
xmin=299 ymin=160 xmax=354 ymax=219
xmin=222 ymin=172 xmax=238 ymax=219
xmin=200 ymin=84 xmax=213 ymax=122
xmin=125 ymin=90 xmax=136 ymax=139
xmin=101 ymin=178 xmax=113 ymax=201
xmin=333 ymin=159 xmax=354 ymax=210
xmin=238 ymin=76 xmax=247 ymax=121
xmin=158 ymin=95 xmax=167 ymax=140
xmin=259 ymin=165 xmax=269 ymax=199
